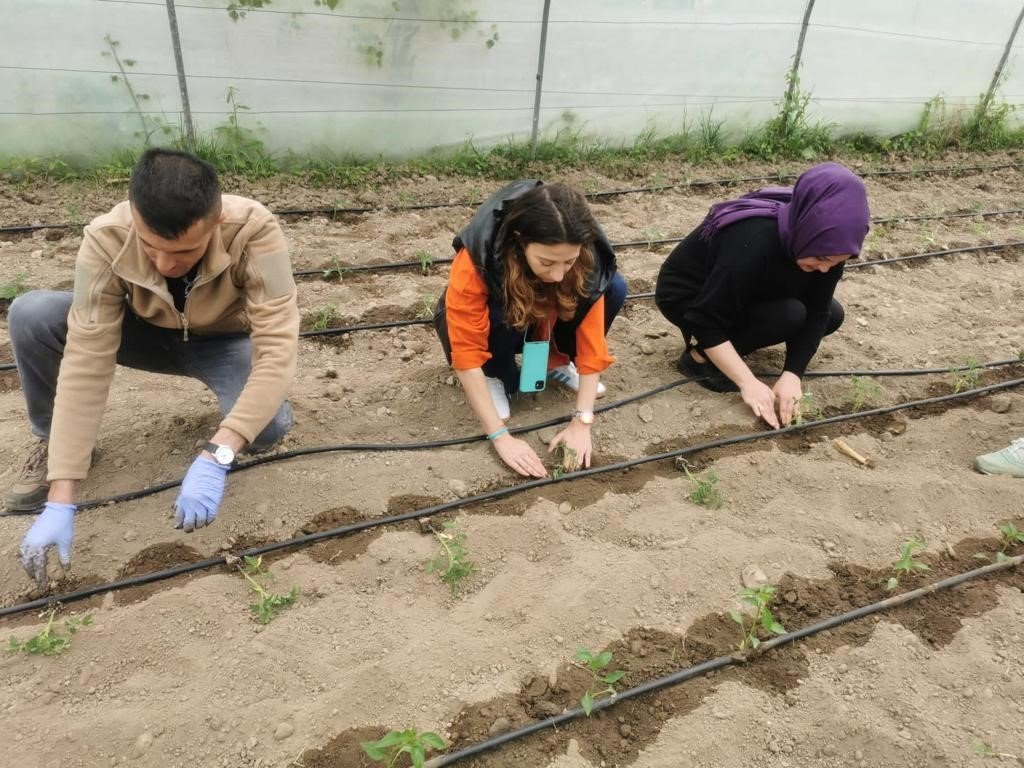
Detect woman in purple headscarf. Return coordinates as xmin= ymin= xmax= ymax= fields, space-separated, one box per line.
xmin=654 ymin=162 xmax=870 ymax=428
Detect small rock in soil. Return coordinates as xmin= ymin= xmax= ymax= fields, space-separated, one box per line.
xmin=989 ymin=395 xmax=1012 ymax=413
xmin=131 ymin=732 xmax=154 ymax=759
xmin=638 ymin=341 xmax=654 ymax=355
xmin=618 ymin=723 xmax=632 ymax=738
xmin=488 ymin=717 xmax=511 ymax=736
xmin=637 ymin=405 xmax=654 ymax=423
xmin=273 ymin=722 xmax=294 ymax=741
xmin=535 ymin=701 xmax=561 ymax=717
xmin=448 ymin=479 xmax=468 ymax=498
xmin=558 ymin=502 xmax=572 ymax=514
xmin=741 ymin=564 xmax=768 ymax=588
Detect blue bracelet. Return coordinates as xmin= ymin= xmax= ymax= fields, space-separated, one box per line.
xmin=487 ymin=426 xmax=509 ymax=441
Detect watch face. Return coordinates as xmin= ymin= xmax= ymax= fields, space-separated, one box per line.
xmin=213 ymin=445 xmax=235 ymax=465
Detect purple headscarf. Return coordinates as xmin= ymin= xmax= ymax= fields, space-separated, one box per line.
xmin=699 ymin=162 xmax=870 ymax=260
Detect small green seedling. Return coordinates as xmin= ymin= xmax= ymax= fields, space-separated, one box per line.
xmin=361 ymin=728 xmax=445 ymax=768
xmin=849 ymin=375 xmax=883 ymax=412
xmin=793 ymin=391 xmax=824 ymax=426
xmin=321 ymin=256 xmax=347 ymax=282
xmin=427 ymin=521 xmax=476 ymax=595
xmin=575 ymin=646 xmax=625 ymax=716
xmin=952 ymin=358 xmax=982 ymax=393
xmin=551 ymin=443 xmax=579 ymax=479
xmin=238 ymin=555 xmax=299 ymax=624
xmin=308 ymin=304 xmax=337 ymax=331
xmin=886 ymin=537 xmax=930 ymax=591
xmin=640 ymin=227 xmax=665 ymax=250
xmin=8 ymin=605 xmax=92 ymax=656
xmin=973 ymin=521 xmax=1024 ymax=563
xmin=416 ymin=292 xmax=438 ymax=321
xmin=0 ymin=273 xmax=29 ymax=302
xmin=416 ymin=249 xmax=433 ymax=276
xmin=972 ymin=737 xmax=1019 ymax=760
xmin=684 ymin=465 xmax=724 ymax=509
xmin=729 ymin=585 xmax=785 ymax=651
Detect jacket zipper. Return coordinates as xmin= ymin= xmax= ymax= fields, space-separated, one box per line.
xmin=180 ymin=312 xmax=190 ymax=342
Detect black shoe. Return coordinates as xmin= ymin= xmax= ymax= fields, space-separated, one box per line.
xmin=677 ymin=349 xmax=739 ymax=393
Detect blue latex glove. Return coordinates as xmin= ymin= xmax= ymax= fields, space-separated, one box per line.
xmin=19 ymin=501 xmax=77 ymax=590
xmin=174 ymin=456 xmax=229 ymax=532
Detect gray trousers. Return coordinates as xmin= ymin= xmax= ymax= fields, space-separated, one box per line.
xmin=8 ymin=290 xmax=292 ymax=452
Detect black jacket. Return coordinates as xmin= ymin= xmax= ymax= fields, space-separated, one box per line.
xmin=452 ymin=179 xmax=618 ymax=327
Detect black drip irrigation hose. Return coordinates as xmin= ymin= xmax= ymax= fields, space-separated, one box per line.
xmin=290 ymin=210 xmax=1024 ymax=278
xmin=297 ymin=239 xmax=1024 ymax=338
xmin=1 ymin=356 xmax=1019 ymax=519
xmin=2 ymin=374 xmax=1021 ymax=619
xmin=2 ymin=162 xmax=1022 ymax=236
xmin=0 ymin=233 xmax=1020 ymax=372
xmin=421 ymin=552 xmax=1024 ymax=767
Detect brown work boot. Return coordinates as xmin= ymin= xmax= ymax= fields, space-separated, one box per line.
xmin=4 ymin=440 xmax=49 ymax=513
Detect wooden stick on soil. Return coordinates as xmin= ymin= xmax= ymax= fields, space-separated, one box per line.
xmin=833 ymin=438 xmax=872 ymax=466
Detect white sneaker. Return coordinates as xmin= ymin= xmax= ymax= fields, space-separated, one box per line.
xmin=548 ymin=362 xmax=607 ymax=398
xmin=485 ymin=376 xmax=511 ymax=420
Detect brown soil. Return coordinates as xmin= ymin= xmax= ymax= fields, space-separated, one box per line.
xmin=1 ymin=153 xmax=1023 ymax=768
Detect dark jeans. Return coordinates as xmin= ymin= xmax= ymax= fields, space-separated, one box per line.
xmin=662 ymin=297 xmax=845 ymax=356
xmin=8 ymin=290 xmax=292 ymax=451
xmin=434 ymin=272 xmax=628 ymax=393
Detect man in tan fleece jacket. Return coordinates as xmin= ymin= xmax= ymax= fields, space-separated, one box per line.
xmin=6 ymin=148 xmax=299 ymax=588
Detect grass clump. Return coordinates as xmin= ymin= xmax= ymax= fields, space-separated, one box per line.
xmin=8 ymin=606 xmax=92 ymax=656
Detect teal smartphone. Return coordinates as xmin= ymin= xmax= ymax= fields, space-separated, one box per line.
xmin=519 ymin=339 xmax=549 ymax=393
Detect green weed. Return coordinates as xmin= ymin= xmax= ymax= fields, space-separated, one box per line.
xmin=238 ymin=555 xmax=299 ymax=624
xmin=849 ymin=376 xmax=883 ymax=412
xmin=730 ymin=585 xmax=785 ymax=651
xmin=575 ymin=646 xmax=625 ymax=716
xmin=886 ymin=537 xmax=930 ymax=591
xmin=361 ymin=729 xmax=445 ymax=768
xmin=8 ymin=606 xmax=93 ymax=656
xmin=0 ymin=273 xmax=29 ymax=302
xmin=952 ymin=358 xmax=982 ymax=393
xmin=684 ymin=466 xmax=724 ymax=509
xmin=427 ymin=521 xmax=475 ymax=595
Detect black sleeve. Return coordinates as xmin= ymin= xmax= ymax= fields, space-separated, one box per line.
xmin=783 ymin=263 xmax=844 ymax=376
xmin=682 ymin=224 xmax=771 ymax=350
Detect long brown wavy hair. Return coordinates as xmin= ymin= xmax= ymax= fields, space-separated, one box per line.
xmin=496 ymin=183 xmax=599 ymax=331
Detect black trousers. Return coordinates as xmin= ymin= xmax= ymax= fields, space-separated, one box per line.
xmin=662 ymin=297 xmax=845 ymax=356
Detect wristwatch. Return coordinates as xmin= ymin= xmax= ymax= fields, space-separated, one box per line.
xmin=571 ymin=410 xmax=595 ymax=425
xmin=203 ymin=442 xmax=236 ymax=466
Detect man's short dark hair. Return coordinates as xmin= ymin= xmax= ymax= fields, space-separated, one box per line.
xmin=129 ymin=148 xmax=221 ymax=239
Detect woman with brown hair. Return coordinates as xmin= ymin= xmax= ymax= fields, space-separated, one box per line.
xmin=434 ymin=180 xmax=627 ymax=477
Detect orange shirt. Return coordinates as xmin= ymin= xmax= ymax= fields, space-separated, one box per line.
xmin=444 ymin=248 xmax=615 ymax=375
